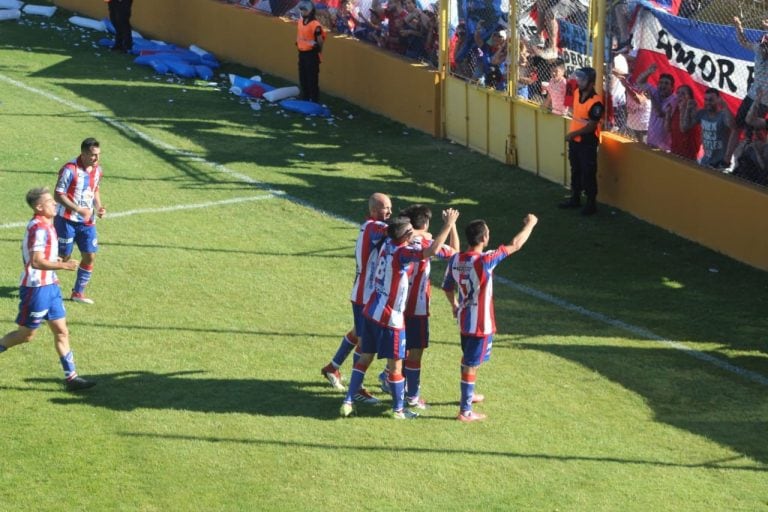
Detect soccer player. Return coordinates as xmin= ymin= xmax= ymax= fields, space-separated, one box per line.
xmin=341 ymin=208 xmax=460 ymax=419
xmin=442 ymin=214 xmax=538 ymax=422
xmin=378 ymin=204 xmax=459 ymax=409
xmin=320 ymin=193 xmax=392 ymax=404
xmin=0 ymin=188 xmax=96 ymax=391
xmin=54 ymin=138 xmax=106 ymax=305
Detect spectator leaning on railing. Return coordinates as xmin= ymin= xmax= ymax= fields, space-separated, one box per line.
xmin=733 ymin=87 xmax=768 ymax=185
xmin=726 ymin=16 xmax=768 ymax=168
xmin=543 ymin=58 xmax=568 ymax=115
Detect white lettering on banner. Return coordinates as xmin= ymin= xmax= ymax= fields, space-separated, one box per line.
xmin=636 ymin=10 xmax=753 ymax=97
xmin=561 ymin=49 xmax=592 ymax=76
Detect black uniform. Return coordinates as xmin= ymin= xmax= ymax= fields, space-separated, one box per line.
xmin=108 ymin=0 xmax=134 ymax=52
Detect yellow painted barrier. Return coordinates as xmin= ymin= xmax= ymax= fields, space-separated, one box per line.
xmin=599 ymin=135 xmax=768 ymax=270
xmin=51 ymin=0 xmax=768 ymax=270
xmin=53 ymin=0 xmax=440 ymax=135
xmin=442 ymin=76 xmax=768 ymax=269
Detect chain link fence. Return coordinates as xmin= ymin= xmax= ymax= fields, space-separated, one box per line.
xmin=232 ymin=0 xmax=768 ymax=187
xmin=448 ymin=0 xmax=592 ymax=106
xmin=445 ymin=0 xmax=768 ymax=187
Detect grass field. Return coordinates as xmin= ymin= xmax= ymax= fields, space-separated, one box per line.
xmin=1 ymin=9 xmax=767 ymax=511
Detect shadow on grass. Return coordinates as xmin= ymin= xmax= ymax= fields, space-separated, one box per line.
xmin=101 ymin=240 xmax=350 ymax=258
xmin=70 ymin=320 xmax=342 ymax=339
xmin=28 ymin=51 xmax=768 ymax=364
xmin=521 ymin=342 xmax=768 ymax=465
xmin=5 ymin=11 xmax=768 ymax=468
xmin=119 ymin=432 xmax=768 ymax=473
xmin=0 ymin=286 xmax=19 ymax=299
xmin=5 ymin=0 xmax=768 ymax=363
xmin=28 ymin=370 xmax=347 ymax=419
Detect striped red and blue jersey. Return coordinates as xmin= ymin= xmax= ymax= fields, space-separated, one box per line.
xmin=349 ymin=218 xmax=388 ymax=305
xmin=405 ymin=237 xmax=456 ymax=318
xmin=20 ymin=215 xmax=59 ymax=288
xmin=55 ymin=157 xmax=103 ymax=225
xmin=441 ymin=246 xmax=511 ymax=336
xmin=364 ymin=239 xmax=425 ymax=329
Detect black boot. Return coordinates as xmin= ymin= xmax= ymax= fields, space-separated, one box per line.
xmin=558 ymin=194 xmax=581 ymax=209
xmin=581 ymin=197 xmax=597 ymax=216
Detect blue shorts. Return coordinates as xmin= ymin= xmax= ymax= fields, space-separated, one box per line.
xmin=352 ymin=303 xmax=366 ymax=338
xmin=54 ymin=216 xmax=98 ymax=257
xmin=359 ymin=317 xmax=379 ymax=354
xmin=405 ymin=316 xmax=429 ymax=350
xmin=16 ymin=285 xmax=66 ymax=329
xmin=460 ymin=334 xmax=493 ymax=367
xmin=363 ymin=319 xmax=406 ymax=360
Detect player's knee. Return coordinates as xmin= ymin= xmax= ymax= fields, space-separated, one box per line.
xmin=17 ymin=329 xmax=37 ymax=344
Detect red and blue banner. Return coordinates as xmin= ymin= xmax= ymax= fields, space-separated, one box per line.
xmin=645 ymin=0 xmax=681 ymax=15
xmin=630 ymin=5 xmax=762 ymax=114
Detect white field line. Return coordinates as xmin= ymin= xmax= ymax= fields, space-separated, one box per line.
xmin=500 ymin=278 xmax=768 ymax=386
xmin=0 ymin=195 xmax=275 ymax=231
xmin=3 ymin=72 xmax=766 ymax=387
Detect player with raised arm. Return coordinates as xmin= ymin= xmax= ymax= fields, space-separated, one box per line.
xmin=442 ymin=214 xmax=538 ymax=422
xmin=342 ymin=208 xmax=460 ymax=419
xmin=378 ymin=204 xmax=459 ymax=409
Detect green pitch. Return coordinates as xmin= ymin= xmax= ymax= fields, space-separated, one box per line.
xmin=0 ymin=10 xmax=766 ymax=511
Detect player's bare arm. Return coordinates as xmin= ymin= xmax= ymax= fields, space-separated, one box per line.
xmin=423 ymin=208 xmax=459 ymax=259
xmin=31 ymin=251 xmax=78 ymax=271
xmin=55 ymin=191 xmax=93 ymax=221
xmin=503 ymin=214 xmax=538 ymax=254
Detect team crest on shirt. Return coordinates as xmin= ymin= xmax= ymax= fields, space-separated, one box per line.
xmin=80 ymin=189 xmax=94 ymax=207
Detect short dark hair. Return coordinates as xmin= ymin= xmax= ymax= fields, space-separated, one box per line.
xmin=659 ymin=73 xmax=675 ymax=87
xmin=387 ymin=216 xmax=413 ymax=241
xmin=704 ymin=87 xmax=720 ymax=96
xmin=26 ymin=187 xmax=50 ymax=208
xmin=465 ymin=219 xmax=488 ymax=246
xmin=81 ymin=137 xmax=100 ymax=153
xmin=399 ymin=204 xmax=432 ymax=230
